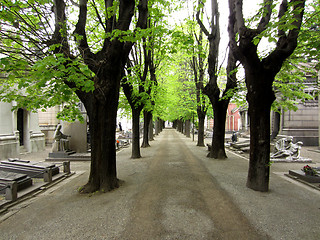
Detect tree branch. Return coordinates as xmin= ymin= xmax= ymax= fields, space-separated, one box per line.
xmin=92 ymin=0 xmax=107 ymax=32
xmin=265 ymin=0 xmax=306 ymax=72
xmin=74 ymin=0 xmax=96 ymax=71
xmin=257 ymin=0 xmax=273 ymax=33
xmin=196 ymin=4 xmax=209 ymax=37
xmin=234 ymin=0 xmax=245 ymax=30
xmin=123 ymin=0 xmax=148 ymax=61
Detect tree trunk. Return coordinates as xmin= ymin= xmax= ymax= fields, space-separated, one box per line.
xmin=172 ymin=120 xmax=177 ymax=129
xmin=131 ymin=107 xmax=142 ymax=158
xmin=207 ymin=101 xmax=228 ymax=159
xmin=160 ymin=120 xmax=164 ymax=131
xmin=179 ymin=120 xmax=184 ymax=133
xmin=197 ymin=111 xmax=206 ymax=146
xmin=246 ymin=74 xmax=275 ymax=192
xmin=141 ymin=110 xmax=151 ymax=147
xmin=271 ymin=110 xmax=280 ymax=140
xmin=155 ymin=118 xmax=160 ymax=135
xmin=81 ymin=93 xmax=119 ymax=193
xmin=148 ymin=116 xmax=154 ymax=141
xmin=246 ymin=104 xmax=272 ymax=192
xmin=185 ymin=119 xmax=191 ymax=138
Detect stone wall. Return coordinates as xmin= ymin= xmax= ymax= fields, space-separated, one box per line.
xmin=281 ymin=103 xmax=318 ymax=146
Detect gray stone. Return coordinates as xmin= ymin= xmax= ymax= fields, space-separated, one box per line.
xmin=0 ymin=159 xmax=59 ymax=178
xmin=289 ymin=170 xmax=320 ymax=183
xmin=0 ymin=170 xmax=33 ymax=194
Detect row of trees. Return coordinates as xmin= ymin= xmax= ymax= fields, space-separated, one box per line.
xmin=0 ymin=0 xmax=318 ymax=192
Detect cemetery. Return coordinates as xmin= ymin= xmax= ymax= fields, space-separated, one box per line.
xmin=0 ymin=158 xmax=72 ymax=205
xmin=0 ymin=0 xmax=320 ymax=239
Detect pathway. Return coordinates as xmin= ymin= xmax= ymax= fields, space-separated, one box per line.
xmin=4 ymin=128 xmax=320 ymax=239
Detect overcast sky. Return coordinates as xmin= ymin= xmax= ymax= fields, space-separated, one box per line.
xmin=170 ymin=0 xmax=261 ymax=66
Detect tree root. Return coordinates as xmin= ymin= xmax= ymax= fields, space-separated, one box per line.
xmin=79 ymin=178 xmax=123 ymax=194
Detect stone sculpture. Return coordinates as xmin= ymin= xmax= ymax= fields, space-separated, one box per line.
xmin=52 ymin=124 xmax=71 ymax=152
xmin=271 ymin=136 xmax=303 ymax=160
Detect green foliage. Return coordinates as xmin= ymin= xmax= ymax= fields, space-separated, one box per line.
xmin=270 ymin=1 xmax=319 ymax=112
xmin=241 ymin=0 xmax=319 ymax=114
xmin=0 ymin=52 xmax=94 ymax=119
xmin=249 ymin=1 xmax=306 ymax=58
xmin=0 ymin=0 xmax=96 ymax=121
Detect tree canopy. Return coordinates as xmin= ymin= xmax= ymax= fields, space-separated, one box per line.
xmin=0 ymin=0 xmax=319 ymax=193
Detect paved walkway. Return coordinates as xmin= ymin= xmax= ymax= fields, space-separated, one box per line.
xmin=0 ymin=129 xmax=319 ymax=239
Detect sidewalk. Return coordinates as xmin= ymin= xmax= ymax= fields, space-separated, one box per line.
xmin=0 ymin=130 xmax=319 ymax=239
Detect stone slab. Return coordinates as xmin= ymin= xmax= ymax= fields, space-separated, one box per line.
xmin=0 ymin=170 xmax=28 ymax=182
xmin=289 ymin=170 xmax=320 ymax=183
xmin=0 ymin=160 xmax=59 ymax=178
xmin=230 ymin=141 xmax=250 ymax=149
xmin=4 ymin=159 xmax=56 ymax=169
xmin=0 ymin=170 xmax=33 ymax=194
xmin=271 ymin=157 xmax=312 ymax=163
xmin=46 ymin=152 xmax=91 ymax=161
xmin=48 ymin=150 xmax=76 ymax=158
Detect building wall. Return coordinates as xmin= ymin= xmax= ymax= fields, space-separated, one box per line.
xmin=226 ymin=103 xmax=240 ymax=132
xmin=0 ymin=102 xmax=45 ymax=160
xmin=281 ymin=103 xmax=318 ymax=146
xmin=279 ymin=75 xmax=319 ymax=146
xmin=206 ymin=103 xmax=241 ymax=132
xmin=0 ymin=102 xmax=19 ymax=159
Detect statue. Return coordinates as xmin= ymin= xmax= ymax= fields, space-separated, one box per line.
xmin=231 ymin=131 xmax=238 ymax=142
xmin=52 ymin=124 xmax=71 ymax=152
xmin=271 ymin=136 xmax=303 ymax=160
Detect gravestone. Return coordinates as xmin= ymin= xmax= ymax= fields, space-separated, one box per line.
xmin=289 ymin=169 xmax=320 ymax=183
xmin=0 ymin=170 xmax=32 ymax=194
xmin=0 ymin=159 xmax=59 ymax=178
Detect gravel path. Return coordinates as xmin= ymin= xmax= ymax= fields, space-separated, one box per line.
xmin=1 ymin=128 xmax=319 ymax=239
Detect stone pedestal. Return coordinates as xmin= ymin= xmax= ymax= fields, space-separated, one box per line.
xmin=62 ymin=120 xmax=87 ymax=153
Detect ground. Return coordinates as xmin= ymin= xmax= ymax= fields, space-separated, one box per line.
xmin=0 ymin=129 xmax=319 ymax=239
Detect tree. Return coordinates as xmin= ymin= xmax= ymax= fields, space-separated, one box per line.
xmin=192 ymin=28 xmax=208 ymax=146
xmin=121 ymin=31 xmax=153 ymax=158
xmin=0 ymin=0 xmax=149 ymax=193
xmin=228 ymin=0 xmax=306 ymax=191
xmin=141 ymin=8 xmax=171 ymax=147
xmin=196 ymin=0 xmax=238 ymax=159
xmin=182 ymin=17 xmax=209 ymax=146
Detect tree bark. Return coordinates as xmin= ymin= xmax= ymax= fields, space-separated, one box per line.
xmin=148 ymin=115 xmax=154 ymax=141
xmin=197 ymin=111 xmax=206 ymax=146
xmin=246 ymin=73 xmax=275 ymax=192
xmin=131 ymin=107 xmax=142 ymax=158
xmin=155 ymin=118 xmax=160 ymax=135
xmin=207 ymin=100 xmax=229 ymax=159
xmin=141 ymin=110 xmax=151 ymax=147
xmin=81 ymin=76 xmax=121 ymax=193
xmin=185 ymin=119 xmax=191 ymax=138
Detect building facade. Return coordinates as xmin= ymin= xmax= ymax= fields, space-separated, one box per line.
xmin=0 ymin=101 xmax=45 ymax=160
xmin=277 ymin=75 xmax=318 ymax=146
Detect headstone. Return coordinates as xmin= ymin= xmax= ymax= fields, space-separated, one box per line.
xmin=0 ymin=170 xmax=32 ymax=194
xmin=289 ymin=170 xmax=320 ymax=183
xmin=0 ymin=159 xmax=59 ymax=178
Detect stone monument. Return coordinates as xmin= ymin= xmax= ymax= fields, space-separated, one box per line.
xmin=271 ymin=136 xmax=311 ymax=162
xmin=51 ymin=124 xmax=71 ymax=152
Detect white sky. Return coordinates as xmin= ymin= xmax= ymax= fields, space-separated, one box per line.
xmin=170 ymin=0 xmax=261 ymax=66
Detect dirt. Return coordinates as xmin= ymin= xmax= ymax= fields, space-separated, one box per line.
xmin=0 ymin=129 xmax=270 ymax=240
